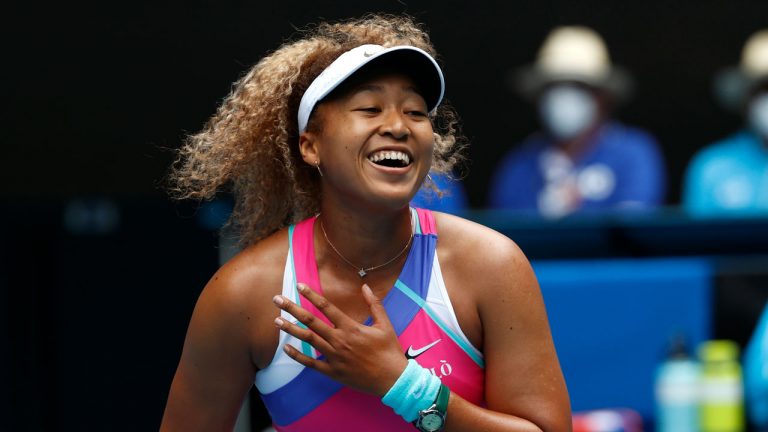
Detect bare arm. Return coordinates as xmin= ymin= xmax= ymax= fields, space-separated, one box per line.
xmin=161 ymin=235 xmax=286 ymax=431
xmin=160 ymin=272 xmax=257 ymax=431
xmin=440 ymin=218 xmax=571 ymax=431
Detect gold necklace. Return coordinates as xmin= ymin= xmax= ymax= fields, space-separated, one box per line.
xmin=318 ymin=215 xmax=413 ymax=278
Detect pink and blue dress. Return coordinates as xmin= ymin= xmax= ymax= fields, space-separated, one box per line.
xmin=255 ymin=208 xmax=485 ymax=431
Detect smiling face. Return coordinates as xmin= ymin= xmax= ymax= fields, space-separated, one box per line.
xmin=299 ymin=72 xmax=435 ymax=211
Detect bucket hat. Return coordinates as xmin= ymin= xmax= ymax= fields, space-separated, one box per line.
xmin=714 ymin=30 xmax=768 ymax=112
xmin=515 ymin=26 xmax=632 ymax=101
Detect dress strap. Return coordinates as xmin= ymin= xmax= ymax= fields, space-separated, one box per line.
xmin=415 ymin=207 xmax=437 ymax=235
xmin=291 ymin=217 xmax=333 ymax=329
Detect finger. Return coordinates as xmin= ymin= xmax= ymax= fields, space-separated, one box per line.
xmin=296 ymin=283 xmax=356 ymax=328
xmin=273 ymin=294 xmax=334 ymax=340
xmin=274 ymin=316 xmax=333 ymax=355
xmin=283 ymin=344 xmax=333 ymax=376
xmin=362 ymin=283 xmax=392 ymax=328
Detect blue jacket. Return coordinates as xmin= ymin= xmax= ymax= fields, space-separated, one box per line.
xmin=488 ymin=122 xmax=666 ymax=216
xmin=683 ymin=130 xmax=768 ymax=216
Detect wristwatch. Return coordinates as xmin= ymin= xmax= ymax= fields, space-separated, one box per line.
xmin=414 ymin=384 xmax=450 ymax=432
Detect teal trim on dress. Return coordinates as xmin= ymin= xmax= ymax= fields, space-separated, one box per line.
xmin=394 ymin=280 xmax=485 ymax=368
xmin=411 ymin=207 xmax=423 ymax=235
xmin=288 ymin=224 xmax=315 ymax=358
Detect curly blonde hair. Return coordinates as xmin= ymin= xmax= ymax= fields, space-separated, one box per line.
xmin=170 ymin=14 xmax=464 ymax=246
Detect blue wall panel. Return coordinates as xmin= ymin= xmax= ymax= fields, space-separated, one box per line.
xmin=533 ymin=258 xmax=713 ymax=419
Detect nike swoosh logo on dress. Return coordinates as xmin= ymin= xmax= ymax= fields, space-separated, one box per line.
xmin=405 ymin=339 xmax=442 ymax=359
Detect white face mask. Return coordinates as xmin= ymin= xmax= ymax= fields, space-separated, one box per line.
xmin=748 ymin=92 xmax=768 ymax=139
xmin=538 ymin=85 xmax=598 ymax=140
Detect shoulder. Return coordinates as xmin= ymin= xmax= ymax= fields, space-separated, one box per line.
xmin=217 ymin=229 xmax=289 ymax=292
xmin=693 ymin=130 xmax=754 ymax=162
xmin=205 ymin=229 xmax=288 ymax=306
xmin=193 ymin=228 xmax=290 ymax=367
xmin=433 ymin=211 xmax=522 ymax=257
xmin=432 ymin=212 xmax=535 ymax=298
xmin=687 ymin=131 xmax=755 ymax=178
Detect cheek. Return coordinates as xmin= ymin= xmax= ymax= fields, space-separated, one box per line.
xmin=418 ymin=129 xmax=435 ymax=156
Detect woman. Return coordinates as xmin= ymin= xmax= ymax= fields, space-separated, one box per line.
xmin=162 ymin=15 xmax=570 ymax=432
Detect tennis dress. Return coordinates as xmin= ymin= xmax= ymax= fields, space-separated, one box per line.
xmin=255 ymin=208 xmax=485 ymax=431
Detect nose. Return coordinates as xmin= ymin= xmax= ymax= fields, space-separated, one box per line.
xmin=378 ymin=109 xmax=410 ymax=140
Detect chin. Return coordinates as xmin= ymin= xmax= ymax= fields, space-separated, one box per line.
xmin=366 ymin=186 xmax=419 ymax=211
xmin=370 ymin=195 xmax=414 ymax=212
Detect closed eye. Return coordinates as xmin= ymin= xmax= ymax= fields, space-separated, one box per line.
xmin=408 ymin=110 xmax=428 ymax=117
xmin=355 ymin=107 xmax=381 ymax=113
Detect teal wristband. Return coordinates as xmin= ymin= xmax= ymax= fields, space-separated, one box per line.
xmin=382 ymin=359 xmax=442 ymax=422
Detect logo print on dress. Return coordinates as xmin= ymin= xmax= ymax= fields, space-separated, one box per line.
xmin=405 ymin=339 xmax=442 ymax=359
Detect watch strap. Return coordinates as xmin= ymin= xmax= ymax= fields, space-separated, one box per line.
xmin=435 ymin=383 xmax=450 ymax=415
xmin=413 ymin=383 xmax=450 ymax=431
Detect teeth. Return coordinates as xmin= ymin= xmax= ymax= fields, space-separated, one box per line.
xmin=368 ymin=150 xmax=410 ymax=165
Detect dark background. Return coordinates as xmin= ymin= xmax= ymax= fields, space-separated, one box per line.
xmin=4 ymin=1 xmax=768 ymax=430
xmin=7 ymin=0 xmax=768 ymax=203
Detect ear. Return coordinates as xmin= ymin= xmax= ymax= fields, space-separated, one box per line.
xmin=299 ymin=131 xmax=321 ymax=166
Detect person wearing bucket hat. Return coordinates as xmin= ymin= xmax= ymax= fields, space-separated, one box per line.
xmin=161 ymin=15 xmax=570 ymax=432
xmin=488 ymin=26 xmax=666 ymax=218
xmin=683 ymin=30 xmax=768 ymax=215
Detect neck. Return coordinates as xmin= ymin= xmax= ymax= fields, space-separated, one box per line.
xmin=316 ymin=196 xmax=413 ymax=274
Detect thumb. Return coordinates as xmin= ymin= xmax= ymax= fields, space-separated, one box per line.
xmin=362 ymin=284 xmax=389 ymax=327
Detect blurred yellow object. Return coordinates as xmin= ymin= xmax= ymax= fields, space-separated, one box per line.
xmin=699 ymin=340 xmax=744 ymax=432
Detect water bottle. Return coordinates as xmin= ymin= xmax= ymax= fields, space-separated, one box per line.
xmin=655 ymin=336 xmax=699 ymax=432
xmin=699 ymin=340 xmax=744 ymax=432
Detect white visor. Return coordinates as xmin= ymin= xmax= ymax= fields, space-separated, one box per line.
xmin=297 ymin=44 xmax=445 ymax=133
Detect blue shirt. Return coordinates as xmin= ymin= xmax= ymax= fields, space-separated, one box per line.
xmin=488 ymin=122 xmax=666 ymax=217
xmin=683 ymin=130 xmax=768 ymax=216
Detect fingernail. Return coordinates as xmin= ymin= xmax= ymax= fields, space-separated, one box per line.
xmin=274 ymin=317 xmax=284 ymax=327
xmin=273 ymin=295 xmax=284 ymax=306
xmin=297 ymin=284 xmax=307 ymax=293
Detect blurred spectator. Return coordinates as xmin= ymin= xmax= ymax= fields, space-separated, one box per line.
xmin=745 ymin=301 xmax=768 ymax=430
xmin=411 ymin=172 xmax=468 ymax=213
xmin=489 ymin=26 xmax=666 ymax=218
xmin=683 ymin=30 xmax=768 ymax=216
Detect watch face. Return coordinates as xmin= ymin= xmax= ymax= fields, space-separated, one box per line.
xmin=421 ymin=412 xmax=444 ymax=431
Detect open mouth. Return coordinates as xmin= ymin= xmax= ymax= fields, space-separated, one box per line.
xmin=367 ymin=150 xmax=412 ymax=168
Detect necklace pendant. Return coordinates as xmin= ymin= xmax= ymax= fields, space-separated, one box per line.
xmin=358 ymin=269 xmax=367 ymax=278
